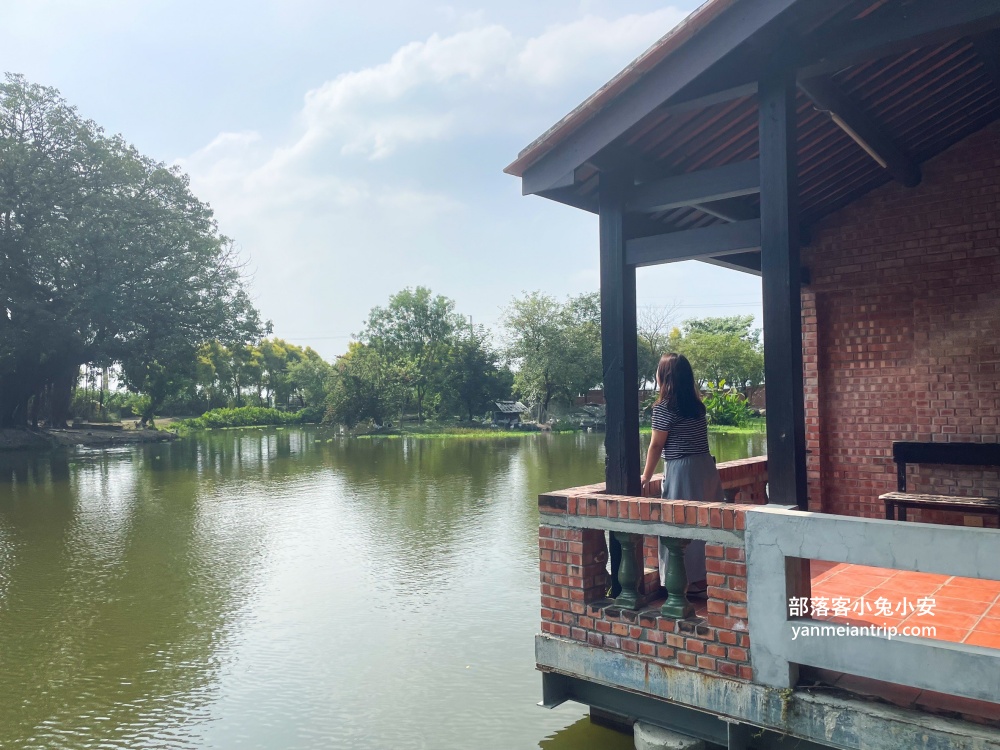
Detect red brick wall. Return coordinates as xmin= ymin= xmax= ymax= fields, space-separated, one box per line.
xmin=804 ymin=121 xmax=1000 ymax=522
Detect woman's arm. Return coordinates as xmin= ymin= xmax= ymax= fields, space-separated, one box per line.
xmin=641 ymin=429 xmax=668 ymax=494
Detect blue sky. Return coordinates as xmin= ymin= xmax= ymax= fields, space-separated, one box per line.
xmin=4 ymin=0 xmax=763 ymax=359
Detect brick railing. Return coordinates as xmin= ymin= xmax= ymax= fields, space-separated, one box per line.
xmin=716 ymin=455 xmax=768 ymax=503
xmin=538 ymin=485 xmax=754 ymax=682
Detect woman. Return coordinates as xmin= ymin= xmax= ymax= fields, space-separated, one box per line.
xmin=641 ymin=353 xmax=724 ymax=594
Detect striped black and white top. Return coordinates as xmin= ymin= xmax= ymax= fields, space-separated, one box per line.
xmin=650 ymin=402 xmax=710 ymax=461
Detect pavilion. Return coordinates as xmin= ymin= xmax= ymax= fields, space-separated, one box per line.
xmin=507 ymin=1 xmax=1000 ymax=747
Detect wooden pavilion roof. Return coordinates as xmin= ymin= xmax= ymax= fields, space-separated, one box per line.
xmin=506 ymin=0 xmax=1000 ymax=239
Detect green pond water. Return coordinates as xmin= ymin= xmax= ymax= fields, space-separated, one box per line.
xmin=0 ymin=428 xmax=765 ymax=750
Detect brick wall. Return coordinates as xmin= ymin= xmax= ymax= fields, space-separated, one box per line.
xmin=538 ymin=487 xmax=753 ymax=682
xmin=804 ymin=121 xmax=1000 ymax=523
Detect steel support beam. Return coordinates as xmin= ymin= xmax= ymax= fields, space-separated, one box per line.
xmin=540 ymin=672 xmax=837 ymax=750
xmin=798 ymin=76 xmax=920 ymax=187
xmin=759 ymin=69 xmax=807 ymax=510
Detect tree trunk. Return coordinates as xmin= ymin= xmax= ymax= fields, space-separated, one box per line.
xmin=48 ymin=367 xmax=77 ymax=428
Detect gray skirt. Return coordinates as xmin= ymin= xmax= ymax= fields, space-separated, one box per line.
xmin=658 ymin=453 xmax=725 ymax=589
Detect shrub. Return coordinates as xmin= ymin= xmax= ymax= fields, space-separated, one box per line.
xmin=703 ymin=380 xmax=753 ymax=427
xmin=177 ymin=406 xmax=301 ymax=430
xmin=296 ymin=405 xmax=325 ymax=424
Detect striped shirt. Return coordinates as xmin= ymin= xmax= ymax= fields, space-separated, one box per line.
xmin=651 ymin=401 xmax=710 ymax=460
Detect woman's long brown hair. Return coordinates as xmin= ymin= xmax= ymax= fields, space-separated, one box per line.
xmin=655 ymin=353 xmax=705 ymax=419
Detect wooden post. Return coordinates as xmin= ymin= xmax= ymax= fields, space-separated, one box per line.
xmin=600 ymin=170 xmax=641 ymax=601
xmin=758 ymin=70 xmax=808 ymax=510
xmin=599 ymin=170 xmax=641 ymax=497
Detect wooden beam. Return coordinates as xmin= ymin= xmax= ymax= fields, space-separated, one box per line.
xmin=699 ymin=253 xmax=811 ymax=285
xmin=759 ymin=69 xmax=808 ymax=511
xmin=599 ymin=171 xmax=641 ymax=498
xmin=798 ymin=1 xmax=1000 ymax=80
xmin=798 ymin=76 xmax=920 ymax=187
xmin=537 ymin=185 xmax=599 ymax=214
xmin=696 ymin=197 xmax=759 ymax=222
xmin=625 ymin=219 xmax=760 ymax=267
xmin=700 ymin=252 xmax=762 ymax=276
xmin=626 ymin=160 xmax=760 ymax=213
xmin=598 ymin=145 xmax=762 ymax=222
xmin=972 ymin=31 xmax=1000 ymax=96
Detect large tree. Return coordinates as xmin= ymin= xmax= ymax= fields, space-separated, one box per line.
xmin=0 ymin=74 xmax=265 ymax=427
xmin=673 ymin=316 xmax=765 ymax=397
xmin=439 ymin=325 xmax=512 ymax=421
xmin=502 ymin=291 xmax=602 ymax=419
xmin=359 ymin=287 xmax=462 ymax=423
xmin=324 ymin=342 xmax=406 ymax=428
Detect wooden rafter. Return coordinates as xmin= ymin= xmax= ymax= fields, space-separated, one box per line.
xmin=798 ymin=76 xmax=921 ymax=188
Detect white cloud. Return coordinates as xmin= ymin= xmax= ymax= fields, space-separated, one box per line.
xmin=511 ymin=10 xmax=688 ymax=87
xmin=176 ymin=9 xmax=696 ymax=355
xmin=247 ymin=8 xmax=686 ymax=166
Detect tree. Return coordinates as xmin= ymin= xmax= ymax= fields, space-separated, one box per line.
xmin=637 ymin=303 xmax=679 ymax=390
xmin=439 ymin=326 xmax=512 ymax=421
xmin=682 ymin=314 xmax=760 ymax=343
xmin=502 ymin=291 xmax=602 ymax=419
xmin=673 ymin=316 xmax=764 ymax=397
xmin=360 ymin=287 xmax=462 ymax=423
xmin=0 ymin=74 xmax=265 ymax=427
xmin=287 ymin=348 xmax=334 ymax=408
xmin=324 ymin=342 xmax=406 ymax=428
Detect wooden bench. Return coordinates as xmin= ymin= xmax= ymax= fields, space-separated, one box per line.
xmin=880 ymin=441 xmax=1000 ymax=523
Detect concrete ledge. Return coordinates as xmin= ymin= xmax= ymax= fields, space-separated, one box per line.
xmin=536 ymin=635 xmax=1000 ymax=750
xmin=543 ymin=513 xmax=745 ymax=546
xmin=745 ymin=506 xmax=1000 ymax=700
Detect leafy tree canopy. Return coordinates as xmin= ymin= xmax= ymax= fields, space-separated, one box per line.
xmin=0 ymin=74 xmax=265 ymax=427
xmin=502 ymin=291 xmax=602 ymax=417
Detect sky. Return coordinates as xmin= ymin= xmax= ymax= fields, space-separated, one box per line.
xmin=3 ymin=0 xmax=763 ymax=360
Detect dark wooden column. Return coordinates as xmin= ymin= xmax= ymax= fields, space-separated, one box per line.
xmin=599 ymin=171 xmax=641 ymax=498
xmin=758 ymin=71 xmax=808 ymax=510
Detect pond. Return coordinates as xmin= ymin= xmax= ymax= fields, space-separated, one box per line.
xmin=0 ymin=428 xmax=764 ymax=749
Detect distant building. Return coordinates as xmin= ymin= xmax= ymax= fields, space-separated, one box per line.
xmin=492 ymin=400 xmax=528 ymax=427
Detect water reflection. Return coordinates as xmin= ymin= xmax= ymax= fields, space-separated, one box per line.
xmin=0 ymin=429 xmax=763 ymax=749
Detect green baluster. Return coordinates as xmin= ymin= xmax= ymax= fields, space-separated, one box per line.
xmin=613 ymin=532 xmax=640 ymax=610
xmin=660 ymin=537 xmax=694 ymax=619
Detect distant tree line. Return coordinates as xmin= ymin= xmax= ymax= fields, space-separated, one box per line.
xmin=0 ymin=75 xmax=765 ymax=432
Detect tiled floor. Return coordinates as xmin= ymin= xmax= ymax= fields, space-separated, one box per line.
xmin=809 ymin=560 xmax=1000 ymax=649
xmin=802 ymin=561 xmax=1000 ymax=726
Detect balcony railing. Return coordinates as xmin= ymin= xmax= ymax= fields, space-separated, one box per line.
xmin=537 ymin=455 xmax=1000 ymax=743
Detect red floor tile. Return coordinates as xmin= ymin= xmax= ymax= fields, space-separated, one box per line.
xmin=877 ymin=574 xmax=946 ymax=595
xmin=932 ymin=595 xmax=992 ymax=616
xmin=936 ymin=584 xmax=999 ymax=603
xmin=913 ymin=625 xmax=969 ymax=643
xmin=920 ymin=611 xmax=982 ymax=630
xmin=950 ymin=576 xmax=1000 ymax=594
xmin=974 ymin=617 xmax=1000 ymax=635
xmin=891 ymin=571 xmax=955 ymax=586
xmin=811 ymin=581 xmax=880 ymax=598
